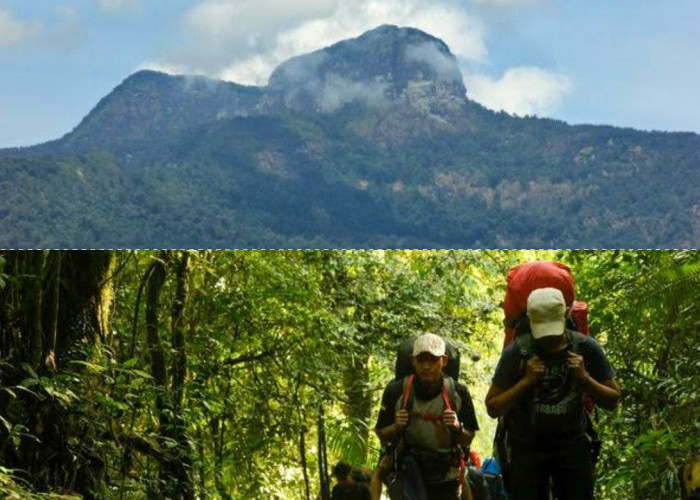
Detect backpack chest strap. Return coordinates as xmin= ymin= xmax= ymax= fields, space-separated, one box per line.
xmin=401 ymin=375 xmax=455 ymax=418
xmin=408 ymin=409 xmax=443 ymax=423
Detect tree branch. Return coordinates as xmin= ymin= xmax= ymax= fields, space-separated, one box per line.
xmin=224 ymin=349 xmax=277 ymax=366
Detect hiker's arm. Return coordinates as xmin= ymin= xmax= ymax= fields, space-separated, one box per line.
xmin=450 ymin=385 xmax=479 ymax=447
xmin=375 ymin=423 xmax=400 ymax=442
xmin=485 ymin=356 xmax=544 ymax=418
xmin=374 ymin=384 xmax=405 ymax=442
xmin=458 ymin=428 xmax=475 ymax=447
xmin=485 ymin=379 xmax=530 ymax=418
xmin=582 ymin=377 xmax=621 ymax=411
xmin=375 ymin=409 xmax=409 ymax=442
xmin=443 ymin=410 xmax=475 ymax=447
xmin=463 ymin=480 xmax=474 ymax=500
xmin=568 ymin=352 xmax=621 ymax=410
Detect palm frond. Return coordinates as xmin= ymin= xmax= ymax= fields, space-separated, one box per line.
xmin=325 ymin=416 xmax=371 ymax=467
xmin=622 ymin=261 xmax=700 ymax=320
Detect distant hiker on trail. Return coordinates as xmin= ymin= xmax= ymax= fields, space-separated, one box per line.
xmin=332 ymin=462 xmax=371 ymax=500
xmin=374 ymin=333 xmax=479 ymax=500
xmin=485 ymin=287 xmax=621 ymax=500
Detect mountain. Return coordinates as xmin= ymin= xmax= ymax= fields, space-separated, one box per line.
xmin=1 ymin=24 xmax=699 ymax=248
xmin=264 ymin=26 xmax=469 ymax=130
xmin=62 ymin=71 xmax=262 ymax=152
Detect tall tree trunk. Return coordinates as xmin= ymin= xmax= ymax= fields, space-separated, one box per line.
xmin=146 ymin=254 xmax=169 ymax=394
xmin=196 ymin=425 xmax=207 ymax=499
xmin=55 ymin=251 xmax=114 ymax=360
xmin=45 ymin=251 xmax=62 ymax=372
xmin=25 ymin=250 xmax=45 ymax=369
xmin=300 ymin=419 xmax=311 ymax=500
xmin=171 ymin=252 xmax=189 ymax=412
xmin=170 ymin=251 xmax=194 ymax=499
xmin=318 ymin=404 xmax=331 ymax=500
xmin=145 ymin=253 xmax=173 ymax=497
xmin=214 ymin=375 xmax=233 ymax=500
xmin=145 ymin=252 xmax=194 ymax=499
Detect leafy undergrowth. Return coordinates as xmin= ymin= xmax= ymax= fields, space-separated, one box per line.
xmin=0 ymin=466 xmax=81 ymax=499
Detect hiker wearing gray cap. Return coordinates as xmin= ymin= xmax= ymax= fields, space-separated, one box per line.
xmin=485 ymin=288 xmax=621 ymax=500
xmin=374 ymin=333 xmax=479 ymax=500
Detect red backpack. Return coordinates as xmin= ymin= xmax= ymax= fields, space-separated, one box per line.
xmin=503 ymin=260 xmax=589 ymax=347
xmin=503 ymin=260 xmax=593 ymax=413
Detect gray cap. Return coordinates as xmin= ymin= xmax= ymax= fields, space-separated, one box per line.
xmin=412 ymin=333 xmax=446 ymax=357
xmin=527 ymin=287 xmax=567 ymax=339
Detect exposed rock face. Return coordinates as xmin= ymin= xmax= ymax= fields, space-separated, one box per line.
xmin=263 ymin=25 xmax=469 ymax=131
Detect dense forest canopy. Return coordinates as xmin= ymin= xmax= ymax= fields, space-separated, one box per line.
xmin=0 ymin=250 xmax=698 ymax=498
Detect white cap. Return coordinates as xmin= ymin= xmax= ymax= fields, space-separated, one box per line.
xmin=412 ymin=333 xmax=446 ymax=357
xmin=527 ymin=288 xmax=566 ymax=339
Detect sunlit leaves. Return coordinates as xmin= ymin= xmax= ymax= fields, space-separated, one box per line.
xmin=566 ymin=250 xmax=700 ymax=498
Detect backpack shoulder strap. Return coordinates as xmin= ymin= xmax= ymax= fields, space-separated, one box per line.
xmin=442 ymin=376 xmax=458 ymax=412
xmin=514 ymin=333 xmax=534 ymax=358
xmin=566 ymin=329 xmax=587 ymax=354
xmin=401 ymin=375 xmax=415 ymax=411
xmin=514 ymin=334 xmax=534 ymax=375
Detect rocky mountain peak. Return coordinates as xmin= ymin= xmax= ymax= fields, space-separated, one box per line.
xmin=265 ymin=25 xmax=467 ymax=117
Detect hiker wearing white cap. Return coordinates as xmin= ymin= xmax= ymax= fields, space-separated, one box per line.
xmin=484 ymin=287 xmax=621 ymax=500
xmin=373 ymin=333 xmax=479 ymax=500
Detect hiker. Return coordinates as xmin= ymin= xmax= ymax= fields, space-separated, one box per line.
xmin=485 ymin=287 xmax=621 ymax=500
xmin=481 ymin=458 xmax=507 ymax=500
xmin=374 ymin=333 xmax=479 ymax=500
xmin=332 ymin=462 xmax=371 ymax=500
xmin=466 ymin=464 xmax=490 ymax=500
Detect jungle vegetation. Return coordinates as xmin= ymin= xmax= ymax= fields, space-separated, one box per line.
xmin=0 ymin=250 xmax=698 ymax=498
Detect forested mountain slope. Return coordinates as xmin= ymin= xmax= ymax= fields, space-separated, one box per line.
xmin=1 ymin=25 xmax=698 ymax=248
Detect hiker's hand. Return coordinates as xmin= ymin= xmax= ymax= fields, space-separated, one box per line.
xmin=395 ymin=409 xmax=409 ymax=432
xmin=523 ymin=356 xmax=545 ymax=385
xmin=442 ymin=410 xmax=460 ymax=431
xmin=567 ymin=351 xmax=589 ymax=383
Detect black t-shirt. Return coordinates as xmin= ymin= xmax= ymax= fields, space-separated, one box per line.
xmin=331 ymin=482 xmax=370 ymax=500
xmin=492 ymin=333 xmax=615 ymax=447
xmin=374 ymin=375 xmax=479 ymax=434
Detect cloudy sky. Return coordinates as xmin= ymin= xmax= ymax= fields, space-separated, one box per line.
xmin=1 ymin=0 xmax=698 ymax=147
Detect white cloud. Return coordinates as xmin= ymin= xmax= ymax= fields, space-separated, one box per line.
xmin=464 ymin=66 xmax=572 ymax=116
xmin=405 ymin=42 xmax=461 ymax=80
xmin=220 ymin=54 xmax=280 ymax=85
xmin=317 ymin=74 xmax=389 ymax=112
xmin=97 ymin=0 xmax=142 ymax=14
xmin=183 ymin=0 xmax=337 ymax=56
xmin=0 ymin=8 xmax=43 ymax=47
xmin=137 ymin=60 xmax=190 ymax=75
xmin=161 ymin=0 xmax=485 ymax=85
xmin=399 ymin=2 xmax=486 ymax=60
